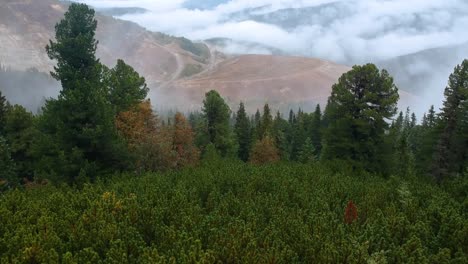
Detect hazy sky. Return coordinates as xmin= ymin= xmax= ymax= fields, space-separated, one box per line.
xmin=75 ymin=0 xmax=468 ymax=64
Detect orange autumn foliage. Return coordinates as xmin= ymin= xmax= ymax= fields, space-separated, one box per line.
xmin=172 ymin=112 xmax=200 ymax=168
xmin=115 ymin=100 xmax=158 ymax=150
xmin=344 ymin=200 xmax=358 ymax=224
xmin=115 ymin=103 xmax=199 ymax=171
xmin=249 ymin=135 xmax=280 ymax=165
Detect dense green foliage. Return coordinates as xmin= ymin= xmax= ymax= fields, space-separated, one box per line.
xmin=322 ymin=64 xmax=399 ymax=174
xmin=0 ymin=4 xmax=467 ymax=262
xmin=201 ymin=90 xmax=234 ymax=157
xmin=432 ymin=60 xmax=468 ymax=182
xmin=234 ymin=102 xmax=252 ymax=162
xmin=107 ymin=59 xmax=149 ymax=113
xmin=0 ymin=162 xmax=466 ymax=263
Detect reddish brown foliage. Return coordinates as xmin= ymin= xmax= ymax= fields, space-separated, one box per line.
xmin=115 ymin=104 xmax=199 ymax=171
xmin=344 ymin=200 xmax=358 ymax=224
xmin=172 ymin=112 xmax=200 ymax=168
xmin=249 ymin=135 xmax=280 ymax=165
xmin=115 ymin=100 xmax=158 ymax=150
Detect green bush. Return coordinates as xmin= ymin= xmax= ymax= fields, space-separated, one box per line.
xmin=0 ymin=162 xmax=466 ymax=263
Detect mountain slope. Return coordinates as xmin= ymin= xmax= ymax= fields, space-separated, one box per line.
xmin=378 ymin=43 xmax=468 ymax=95
xmin=0 ymin=0 xmax=416 ymax=113
xmin=0 ymin=0 xmax=210 ymax=85
xmin=169 ymin=55 xmax=350 ymax=111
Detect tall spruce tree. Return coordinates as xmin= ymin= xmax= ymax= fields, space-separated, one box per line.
xmin=46 ymin=3 xmax=100 ymax=90
xmin=0 ymin=91 xmax=8 ymax=134
xmin=322 ymin=64 xmax=399 ymax=174
xmin=310 ymin=104 xmax=322 ymax=156
xmin=272 ymin=111 xmax=290 ymax=160
xmin=40 ymin=3 xmax=126 ymax=182
xmin=202 ymin=90 xmax=233 ymax=157
xmin=234 ymin=102 xmax=252 ymax=162
xmin=259 ymin=103 xmax=273 ymax=139
xmin=432 ymin=60 xmax=468 ymax=182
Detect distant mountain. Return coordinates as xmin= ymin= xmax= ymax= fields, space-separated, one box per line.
xmin=96 ymin=7 xmax=148 ymax=17
xmin=171 ymin=55 xmax=351 ymax=112
xmin=183 ymin=0 xmax=229 ymax=10
xmin=378 ymin=43 xmax=468 ymax=96
xmin=0 ymin=0 xmax=211 ymax=85
xmin=0 ymin=0 xmax=416 ymax=112
xmin=205 ymin=38 xmax=287 ymax=56
xmin=229 ymin=2 xmax=351 ymax=31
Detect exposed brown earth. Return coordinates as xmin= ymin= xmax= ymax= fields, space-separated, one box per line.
xmin=0 ymin=0 xmax=207 ymax=84
xmin=170 ymin=55 xmax=351 ymax=111
xmin=0 ymin=0 xmax=416 ymax=112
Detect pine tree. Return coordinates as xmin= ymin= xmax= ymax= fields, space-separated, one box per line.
xmin=426 ymin=105 xmax=436 ymax=128
xmin=202 ymin=90 xmax=233 ymax=157
xmin=253 ymin=109 xmax=261 ymax=140
xmin=288 ymin=109 xmax=295 ymax=124
xmin=3 ymin=105 xmax=38 ymax=181
xmin=411 ymin=113 xmax=417 ymax=128
xmin=432 ymin=60 xmax=468 ymax=182
xmin=414 ymin=105 xmax=439 ymax=174
xmin=107 ymin=59 xmax=149 ymax=113
xmin=298 ymin=137 xmax=316 ymax=163
xmin=259 ymin=103 xmax=273 ymax=139
xmin=290 ymin=111 xmax=307 ymax=161
xmin=0 ymin=91 xmax=8 ymax=134
xmin=272 ymin=111 xmax=291 ymax=161
xmin=310 ymin=104 xmax=322 ymax=156
xmin=322 ymin=64 xmax=399 ymax=174
xmin=46 ymin=3 xmax=100 ymax=90
xmin=40 ymin=3 xmax=126 ymax=182
xmin=234 ymin=102 xmax=251 ymax=162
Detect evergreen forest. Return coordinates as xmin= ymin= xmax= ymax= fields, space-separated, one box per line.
xmin=0 ymin=3 xmax=467 ymax=263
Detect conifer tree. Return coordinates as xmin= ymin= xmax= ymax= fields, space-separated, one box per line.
xmin=0 ymin=91 xmax=8 ymax=134
xmin=426 ymin=105 xmax=436 ymax=128
xmin=46 ymin=3 xmax=100 ymax=90
xmin=234 ymin=102 xmax=251 ymax=162
xmin=432 ymin=60 xmax=468 ymax=182
xmin=253 ymin=109 xmax=261 ymax=140
xmin=40 ymin=3 xmax=126 ymax=182
xmin=298 ymin=137 xmax=316 ymax=163
xmin=3 ymin=105 xmax=38 ymax=181
xmin=202 ymin=90 xmax=233 ymax=157
xmin=259 ymin=103 xmax=273 ymax=139
xmin=107 ymin=59 xmax=149 ymax=113
xmin=411 ymin=113 xmax=417 ymax=128
xmin=310 ymin=104 xmax=322 ymax=155
xmin=322 ymin=64 xmax=399 ymax=174
xmin=272 ymin=111 xmax=291 ymax=160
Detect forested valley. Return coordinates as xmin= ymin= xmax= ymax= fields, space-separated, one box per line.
xmin=0 ymin=3 xmax=467 ymax=263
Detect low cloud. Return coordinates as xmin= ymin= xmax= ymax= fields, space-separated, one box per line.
xmin=73 ymin=0 xmax=468 ymax=115
xmin=75 ymin=0 xmax=468 ymax=61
